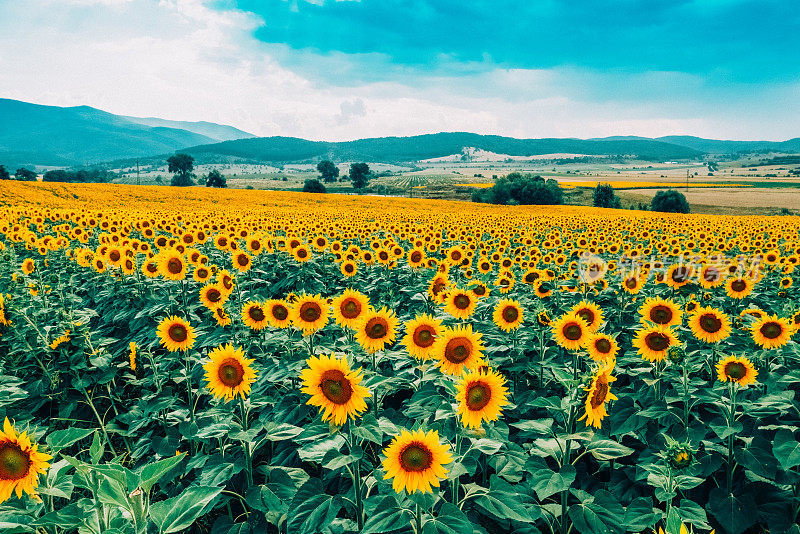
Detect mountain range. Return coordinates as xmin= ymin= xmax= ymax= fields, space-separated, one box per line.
xmin=1 ymin=98 xmax=798 ymax=168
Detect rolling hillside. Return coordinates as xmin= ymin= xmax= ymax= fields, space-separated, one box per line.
xmin=0 ymin=98 xmax=255 ymax=167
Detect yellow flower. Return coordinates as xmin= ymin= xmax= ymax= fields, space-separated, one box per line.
xmin=382 ymin=429 xmax=452 ymax=494
xmin=156 ymin=316 xmax=195 ymax=352
xmin=716 ymin=355 xmax=757 ymax=387
xmin=492 ymin=299 xmax=524 ymax=332
xmin=578 ymin=359 xmax=618 ymax=429
xmin=443 ymin=289 xmax=477 ymax=320
xmin=0 ymin=418 xmax=52 ymax=503
xmin=354 ymin=307 xmax=398 ymax=353
xmin=402 ymin=314 xmax=443 ymax=361
xmin=688 ymin=306 xmax=731 ymax=343
xmin=751 ymin=314 xmax=793 ymax=349
xmin=456 ymin=368 xmax=509 ymax=429
xmin=241 ymin=301 xmax=269 ymax=330
xmin=632 ymin=325 xmax=678 ymax=362
xmin=331 ymin=289 xmax=371 ymax=329
xmin=433 ymin=324 xmax=485 ymax=376
xmin=128 ymin=342 xmax=137 ymax=372
xmin=300 ymin=354 xmax=369 ymax=425
xmin=291 ymin=294 xmax=329 ymax=335
xmin=203 ymin=344 xmax=257 ymax=401
xmin=551 ymin=313 xmax=590 ymax=351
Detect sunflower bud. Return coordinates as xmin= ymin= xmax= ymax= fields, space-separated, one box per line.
xmin=667 ymin=346 xmax=685 ymax=364
xmin=665 ymin=441 xmax=694 ymax=470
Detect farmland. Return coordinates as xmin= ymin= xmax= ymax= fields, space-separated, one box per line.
xmin=1 ymin=181 xmax=799 ymax=533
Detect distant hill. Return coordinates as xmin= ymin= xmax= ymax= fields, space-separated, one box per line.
xmin=592 ymin=135 xmax=800 ymax=155
xmin=121 ymin=116 xmax=255 ymax=143
xmin=183 ymin=132 xmax=706 ymax=163
xmin=0 ymin=98 xmax=255 ymax=167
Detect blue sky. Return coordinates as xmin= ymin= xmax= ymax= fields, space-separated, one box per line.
xmin=0 ymin=0 xmax=798 ymax=140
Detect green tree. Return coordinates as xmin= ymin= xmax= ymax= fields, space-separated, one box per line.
xmin=593 ymin=183 xmax=622 ymax=209
xmin=302 ymin=178 xmax=327 ymax=193
xmin=317 ymin=160 xmax=340 ymax=183
xmin=472 ymin=173 xmax=563 ymax=206
xmin=205 ymin=169 xmax=226 ymax=188
xmin=0 ymin=165 xmax=9 ymax=180
xmin=651 ymin=189 xmax=690 ymax=213
xmin=14 ymin=167 xmax=37 ymax=181
xmin=349 ymin=162 xmax=371 ymax=190
xmin=167 ymin=154 xmax=195 ymax=186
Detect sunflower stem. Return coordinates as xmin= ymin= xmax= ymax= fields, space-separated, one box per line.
xmin=239 ymin=395 xmax=254 ymax=488
xmin=79 ymin=384 xmax=118 ymax=458
xmin=414 ymin=503 xmax=422 ymax=534
xmin=727 ymin=382 xmax=737 ymax=495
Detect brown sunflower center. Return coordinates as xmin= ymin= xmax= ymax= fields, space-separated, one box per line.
xmin=525 ymin=272 xmax=539 ymax=283
xmin=672 ymin=267 xmax=690 ymax=283
xmin=222 ymin=276 xmax=233 ymax=290
xmin=410 ymin=251 xmax=422 ymax=263
xmin=399 ymin=443 xmax=433 ymax=472
xmin=168 ymin=324 xmax=188 ymax=342
xmin=625 ymin=277 xmax=637 ymax=289
xmin=297 ymin=249 xmax=308 ymax=259
xmin=650 ymin=305 xmax=673 ymax=324
xmin=146 ymin=262 xmax=158 ymax=274
xmin=563 ymin=323 xmax=582 ymax=341
xmin=724 ymin=362 xmax=747 ymax=380
xmin=699 ymin=313 xmax=722 ymax=333
xmin=644 ymin=332 xmax=670 ymax=351
xmin=703 ymin=268 xmax=721 ymax=282
xmin=577 ymin=308 xmax=594 ymax=325
xmin=413 ymin=326 xmax=436 ymax=348
xmin=320 ymin=369 xmax=353 ymax=405
xmin=207 ymin=289 xmax=222 ymax=303
xmin=466 ymin=381 xmax=492 ymax=411
xmin=300 ymin=302 xmax=322 ymax=322
xmin=344 ymin=263 xmax=355 ymax=273
xmin=473 ymin=285 xmax=486 ymax=296
xmin=167 ymin=258 xmax=183 ymax=274
xmin=272 ymin=304 xmax=289 ymax=321
xmin=595 ymin=338 xmax=612 ymax=354
xmin=590 ymin=380 xmax=609 ymax=408
xmin=218 ymin=357 xmax=244 ymax=387
xmin=0 ymin=442 xmax=31 ymax=481
xmin=237 ymin=255 xmax=249 ymax=267
xmin=109 ymin=250 xmax=121 ymax=262
xmin=248 ymin=306 xmax=265 ymax=322
xmin=760 ymin=321 xmax=783 ymax=340
xmin=379 ymin=251 xmax=389 ymax=261
xmin=453 ymin=294 xmax=471 ymax=310
xmin=731 ymin=280 xmax=747 ymax=292
xmin=366 ymin=317 xmax=388 ymax=339
xmin=501 ymin=306 xmax=519 ymax=323
xmin=444 ymin=337 xmax=472 ymax=363
xmin=432 ymin=281 xmax=445 ymax=296
xmin=341 ymin=299 xmax=361 ymax=319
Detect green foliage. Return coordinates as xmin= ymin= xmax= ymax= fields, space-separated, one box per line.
xmin=0 ymin=165 xmax=9 ymax=180
xmin=472 ymin=173 xmax=563 ymax=205
xmin=168 ymin=154 xmax=195 ymax=187
xmin=349 ymin=162 xmax=371 ymax=190
xmin=316 ymin=160 xmax=340 ymax=183
xmin=302 ymin=178 xmax=326 ymax=193
xmin=14 ymin=167 xmax=37 ymax=181
xmin=204 ymin=169 xmax=226 ymax=188
xmin=592 ymin=183 xmax=622 ymax=209
xmin=651 ymin=189 xmax=690 ymax=213
xmin=41 ymin=168 xmax=111 ymax=183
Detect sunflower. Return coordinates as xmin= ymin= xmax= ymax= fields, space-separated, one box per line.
xmin=158 ymin=250 xmax=186 ymax=281
xmin=665 ymin=264 xmax=694 ymax=289
xmin=537 ymin=311 xmax=551 ymax=326
xmin=570 ymin=301 xmax=603 ymax=332
xmin=355 ymin=307 xmax=398 ymax=353
xmin=300 ymin=354 xmax=370 ymax=425
xmin=621 ymin=273 xmax=643 ymax=294
xmin=632 ymin=325 xmax=678 ymax=362
xmin=433 ymin=324 xmax=485 ymax=375
xmin=212 ymin=306 xmax=231 ymax=327
xmin=551 ymin=313 xmax=590 ymax=351
xmin=402 ymin=314 xmax=444 ymax=361
xmin=128 ymin=342 xmax=137 ymax=372
xmin=533 ymin=280 xmax=552 ymax=298
xmin=456 ymin=368 xmax=509 ymax=429
xmin=443 ymin=289 xmax=477 ymax=320
xmin=725 ymin=277 xmax=753 ymax=299
xmin=578 ymin=360 xmax=617 ymax=429
xmin=21 ymin=259 xmax=35 ymax=275
xmin=382 ymin=429 xmax=452 ymax=494
xmin=340 ymin=260 xmax=358 ymax=278
xmin=689 ymin=306 xmax=731 ymax=343
xmin=407 ymin=248 xmax=426 ymax=269
xmin=468 ymin=280 xmax=490 ymax=299
xmin=586 ymin=333 xmax=619 ymax=362
xmin=141 ymin=258 xmax=160 ymax=278
xmin=427 ymin=274 xmax=449 ymax=304
xmin=193 ymin=265 xmax=212 ymax=283
xmin=259 ymin=299 xmax=289 ymax=329
xmin=199 ymin=283 xmax=227 ymax=309
xmin=493 ymin=299 xmax=524 ymax=332
xmin=217 ymin=269 xmax=236 ymax=293
xmin=203 ymin=344 xmax=257 ymax=401
xmin=292 ymin=245 xmax=312 ymax=263
xmin=156 ymin=316 xmax=196 ymax=352
xmin=792 ymin=310 xmax=800 ymax=332
xmin=751 ymin=315 xmax=793 ymax=349
xmin=331 ymin=289 xmax=371 ymax=329
xmin=638 ymin=297 xmax=682 ymax=327
xmin=242 ymin=301 xmax=269 ymax=330
xmin=716 ymin=355 xmax=758 ymax=387
xmin=291 ymin=294 xmax=329 ymax=334
xmin=0 ymin=418 xmax=52 ymax=503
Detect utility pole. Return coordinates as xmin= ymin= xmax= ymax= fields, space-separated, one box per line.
xmin=136 ymin=160 xmax=140 ymax=186
xmin=686 ymin=168 xmax=689 ymax=192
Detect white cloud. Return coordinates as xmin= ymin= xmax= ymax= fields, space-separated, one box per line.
xmin=0 ymin=0 xmax=796 ymax=141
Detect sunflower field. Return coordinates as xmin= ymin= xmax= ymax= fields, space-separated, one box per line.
xmin=2 ymin=181 xmax=800 ymax=534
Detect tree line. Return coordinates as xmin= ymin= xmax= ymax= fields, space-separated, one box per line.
xmin=0 ymin=165 xmax=37 ymax=181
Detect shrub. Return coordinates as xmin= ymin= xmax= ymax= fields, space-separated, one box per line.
xmin=302 ymin=179 xmax=326 ymax=193
xmin=472 ymin=173 xmax=563 ymax=205
xmin=651 ymin=189 xmax=690 ymax=213
xmin=592 ymin=183 xmax=622 ymax=209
